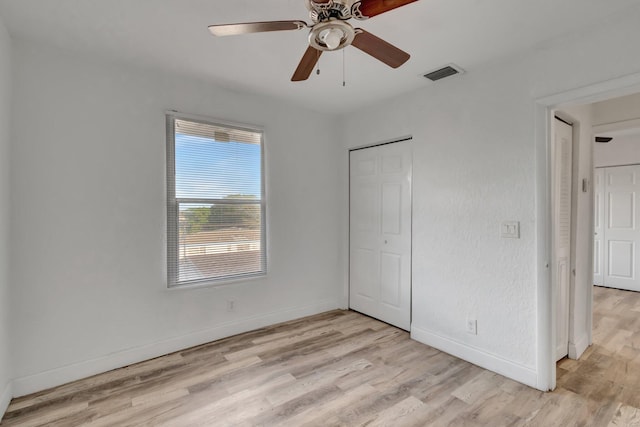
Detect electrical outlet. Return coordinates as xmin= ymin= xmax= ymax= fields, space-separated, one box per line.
xmin=226 ymin=300 xmax=236 ymax=312
xmin=466 ymin=319 xmax=477 ymax=335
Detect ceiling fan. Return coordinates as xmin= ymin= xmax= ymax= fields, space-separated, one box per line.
xmin=208 ymin=0 xmax=418 ymax=81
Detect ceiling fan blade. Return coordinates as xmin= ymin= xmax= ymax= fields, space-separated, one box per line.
xmin=291 ymin=46 xmax=323 ymax=82
xmin=352 ymin=29 xmax=410 ymax=68
xmin=208 ymin=20 xmax=307 ymax=36
xmin=353 ymin=0 xmax=419 ymax=19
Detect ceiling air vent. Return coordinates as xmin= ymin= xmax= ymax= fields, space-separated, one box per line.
xmin=423 ymin=64 xmax=464 ymax=82
xmin=595 ymin=136 xmax=613 ymax=143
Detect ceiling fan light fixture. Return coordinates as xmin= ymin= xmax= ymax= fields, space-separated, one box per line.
xmin=309 ymin=20 xmax=355 ymax=51
xmin=321 ymin=28 xmax=343 ymax=50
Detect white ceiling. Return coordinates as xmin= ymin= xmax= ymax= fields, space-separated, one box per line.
xmin=1 ymin=0 xmax=639 ymax=113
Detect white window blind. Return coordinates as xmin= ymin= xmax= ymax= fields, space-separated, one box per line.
xmin=166 ymin=114 xmax=266 ymax=287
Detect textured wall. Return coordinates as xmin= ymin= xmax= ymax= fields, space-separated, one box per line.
xmin=9 ymin=39 xmax=344 ymax=395
xmin=343 ymin=61 xmax=538 ymax=371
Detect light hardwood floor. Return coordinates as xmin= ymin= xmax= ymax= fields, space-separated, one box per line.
xmin=2 ymin=286 xmax=640 ymax=426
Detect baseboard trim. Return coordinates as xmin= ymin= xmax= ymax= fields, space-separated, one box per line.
xmin=569 ymin=332 xmax=590 ymax=360
xmin=411 ymin=326 xmax=538 ymax=390
xmin=0 ymin=380 xmax=11 ymax=422
xmin=12 ymin=299 xmax=339 ymax=397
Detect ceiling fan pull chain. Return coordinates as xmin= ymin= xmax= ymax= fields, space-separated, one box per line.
xmin=316 ymin=50 xmax=321 ymax=75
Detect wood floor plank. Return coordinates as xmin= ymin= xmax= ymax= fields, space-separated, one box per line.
xmin=366 ymin=395 xmax=431 ymax=427
xmin=608 ymin=403 xmax=640 ymax=426
xmin=291 ymin=384 xmax=376 ymax=427
xmin=5 ymin=402 xmax=89 ymax=427
xmin=266 ymin=358 xmax=371 ymax=407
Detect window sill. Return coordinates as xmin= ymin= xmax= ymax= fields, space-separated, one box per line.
xmin=167 ymin=272 xmax=267 ymax=291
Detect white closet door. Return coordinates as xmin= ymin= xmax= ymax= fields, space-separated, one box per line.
xmin=349 ymin=141 xmax=412 ymax=330
xmin=602 ymin=165 xmax=640 ymax=292
xmin=553 ymin=118 xmax=572 ymax=361
xmin=594 ymin=168 xmax=605 ymax=286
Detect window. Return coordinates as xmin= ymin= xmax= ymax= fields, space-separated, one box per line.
xmin=166 ymin=113 xmax=266 ymax=287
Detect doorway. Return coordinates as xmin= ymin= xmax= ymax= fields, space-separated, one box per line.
xmin=535 ymin=73 xmax=640 ymax=391
xmin=349 ymin=139 xmax=412 ymax=331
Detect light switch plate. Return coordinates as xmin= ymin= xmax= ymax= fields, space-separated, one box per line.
xmin=501 ymin=221 xmax=520 ymax=239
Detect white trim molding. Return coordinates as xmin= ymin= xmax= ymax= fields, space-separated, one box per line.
xmin=534 ymin=100 xmax=554 ymax=392
xmin=568 ymin=333 xmax=590 ymax=360
xmin=411 ymin=326 xmax=538 ymax=389
xmin=12 ymin=299 xmax=339 ymax=397
xmin=0 ymin=380 xmax=11 ymax=420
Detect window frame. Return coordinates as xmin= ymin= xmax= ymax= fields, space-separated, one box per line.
xmin=166 ymin=112 xmax=267 ymax=289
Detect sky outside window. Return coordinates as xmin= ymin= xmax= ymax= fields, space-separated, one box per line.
xmin=175 ymin=133 xmax=261 ymax=200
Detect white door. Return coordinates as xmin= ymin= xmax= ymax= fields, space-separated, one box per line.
xmin=349 ymin=140 xmax=412 ymax=330
xmin=602 ymin=165 xmax=640 ymax=291
xmin=594 ymin=168 xmax=605 ymax=286
xmin=553 ymin=118 xmax=572 ymax=361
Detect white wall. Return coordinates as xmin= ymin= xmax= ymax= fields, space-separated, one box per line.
xmin=0 ymin=12 xmax=12 ymax=417
xmin=556 ymin=104 xmax=593 ymax=359
xmin=341 ymin=5 xmax=640 ymax=388
xmin=9 ymin=39 xmax=344 ymax=396
xmin=593 ymin=92 xmax=640 ymax=126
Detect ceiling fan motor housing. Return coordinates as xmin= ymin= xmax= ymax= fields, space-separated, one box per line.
xmin=306 ymin=0 xmax=367 ymax=22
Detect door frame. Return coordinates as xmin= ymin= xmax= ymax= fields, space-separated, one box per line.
xmin=593 ymin=167 xmax=605 ymax=287
xmin=535 ymin=72 xmax=640 ymax=391
xmin=348 ymin=136 xmax=413 ymax=329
